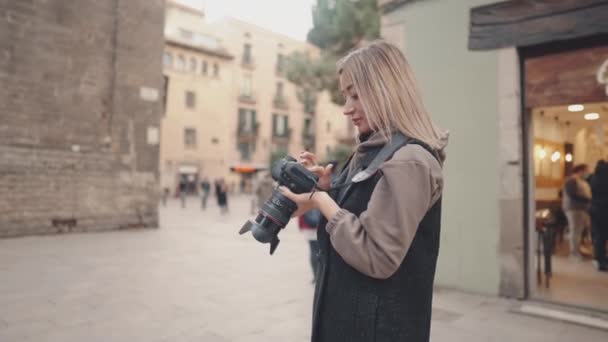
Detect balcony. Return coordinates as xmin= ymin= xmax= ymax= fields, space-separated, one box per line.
xmin=241 ymin=56 xmax=255 ymax=70
xmin=273 ymin=95 xmax=289 ymax=110
xmin=272 ymin=128 xmax=291 ymax=145
xmin=237 ymin=122 xmax=259 ymax=142
xmin=238 ymin=92 xmax=256 ymax=104
xmin=302 ymin=131 xmax=315 ymax=152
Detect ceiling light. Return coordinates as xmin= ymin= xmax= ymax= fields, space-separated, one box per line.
xmin=568 ymin=104 xmax=584 ymax=112
xmin=565 ymin=153 xmax=573 ymax=162
xmin=584 ymin=112 xmax=600 ymax=121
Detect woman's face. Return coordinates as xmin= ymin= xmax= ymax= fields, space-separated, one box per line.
xmin=340 ymin=74 xmax=372 ymax=135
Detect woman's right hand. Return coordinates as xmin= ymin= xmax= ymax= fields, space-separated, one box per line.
xmin=298 ymin=152 xmax=334 ymax=191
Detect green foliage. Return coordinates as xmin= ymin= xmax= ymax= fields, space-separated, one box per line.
xmin=269 ymin=148 xmax=288 ymax=170
xmin=325 ymin=143 xmax=354 ymax=171
xmin=287 ymin=0 xmax=380 ymax=107
xmin=308 ymin=0 xmax=380 ymax=56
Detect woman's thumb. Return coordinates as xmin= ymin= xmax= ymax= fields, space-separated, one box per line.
xmin=324 ymin=164 xmax=334 ymax=175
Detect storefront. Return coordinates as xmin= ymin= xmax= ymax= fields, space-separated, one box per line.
xmin=380 ymin=0 xmax=608 ymax=315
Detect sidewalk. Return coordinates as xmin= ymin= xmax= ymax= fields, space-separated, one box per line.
xmin=0 ymin=195 xmax=606 ymax=341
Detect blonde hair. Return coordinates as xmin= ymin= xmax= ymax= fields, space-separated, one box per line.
xmin=337 ymin=40 xmax=447 ymax=154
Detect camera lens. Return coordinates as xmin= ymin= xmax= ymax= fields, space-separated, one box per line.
xmin=245 ymin=190 xmax=297 ymax=244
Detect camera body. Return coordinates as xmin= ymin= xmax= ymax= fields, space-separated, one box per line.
xmin=271 ymin=156 xmax=319 ymax=193
xmin=239 ymin=156 xmax=319 ymax=254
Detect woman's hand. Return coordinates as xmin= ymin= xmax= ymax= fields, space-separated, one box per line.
xmin=279 ymin=186 xmax=341 ymax=221
xmin=279 ymin=186 xmax=318 ymax=217
xmin=298 ymin=152 xmax=334 ymax=190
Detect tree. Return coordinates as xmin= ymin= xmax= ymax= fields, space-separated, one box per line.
xmin=287 ymin=0 xmax=380 ymax=107
xmin=326 ymin=143 xmax=353 ymax=171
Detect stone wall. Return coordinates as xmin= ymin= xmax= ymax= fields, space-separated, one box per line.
xmin=0 ymin=0 xmax=165 ymax=237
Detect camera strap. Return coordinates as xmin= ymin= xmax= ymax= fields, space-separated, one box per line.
xmin=326 ymin=132 xmax=440 ymax=204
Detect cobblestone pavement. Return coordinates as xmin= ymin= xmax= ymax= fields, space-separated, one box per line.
xmin=1 ymin=195 xmax=607 ymax=341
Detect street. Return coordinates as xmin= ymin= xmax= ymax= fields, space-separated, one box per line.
xmin=1 ymin=195 xmax=607 ymax=341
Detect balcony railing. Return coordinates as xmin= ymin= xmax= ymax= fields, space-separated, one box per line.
xmin=237 ymin=122 xmax=259 ymax=142
xmin=241 ymin=56 xmax=255 ymax=69
xmin=272 ymin=127 xmax=291 ymax=144
xmin=238 ymin=93 xmax=256 ymax=104
xmin=273 ymin=95 xmax=289 ymax=110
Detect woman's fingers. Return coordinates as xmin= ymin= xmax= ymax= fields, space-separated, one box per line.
xmin=278 ymin=186 xmax=296 ymax=201
xmin=298 ymin=151 xmax=317 ymax=167
xmin=309 ymin=165 xmax=326 ymax=177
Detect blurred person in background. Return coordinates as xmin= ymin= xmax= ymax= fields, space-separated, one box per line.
xmin=178 ymin=179 xmax=187 ymax=208
xmin=161 ymin=187 xmax=170 ymax=207
xmin=562 ymin=164 xmax=592 ymax=259
xmin=280 ymin=41 xmax=448 ymax=342
xmin=253 ymin=172 xmax=274 ymax=214
xmin=590 ymin=160 xmax=608 ymax=272
xmin=200 ymin=177 xmax=211 ymax=210
xmin=299 ymin=208 xmax=321 ymax=284
xmin=216 ymin=178 xmax=229 ymax=215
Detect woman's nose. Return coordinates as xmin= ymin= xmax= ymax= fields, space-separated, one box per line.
xmin=343 ymin=104 xmax=355 ymax=116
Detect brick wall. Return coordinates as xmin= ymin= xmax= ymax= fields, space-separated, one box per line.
xmin=0 ymin=0 xmax=164 ymax=237
xmin=525 ymin=44 xmax=608 ymax=108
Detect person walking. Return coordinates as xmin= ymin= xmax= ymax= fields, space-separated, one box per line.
xmin=590 ymin=160 xmax=608 ymax=271
xmin=562 ymin=164 xmax=592 ymax=259
xmin=200 ymin=178 xmax=211 ymax=210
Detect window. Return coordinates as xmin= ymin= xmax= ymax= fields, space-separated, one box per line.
xmin=241 ymin=75 xmax=252 ymax=96
xmin=162 ymin=75 xmax=169 ymax=113
xmin=238 ymin=108 xmax=257 ymax=133
xmin=276 ymin=82 xmax=284 ymax=97
xmin=303 ymin=117 xmax=313 ymax=136
xmin=163 ymin=52 xmax=173 ymax=67
xmin=276 ymin=53 xmax=284 ymax=74
xmin=273 ymin=114 xmax=289 ymax=137
xmin=180 ymin=29 xmax=194 ymax=40
xmin=213 ymin=63 xmax=219 ymax=77
xmin=243 ymin=43 xmax=252 ymax=64
xmin=184 ymin=128 xmax=197 ymax=149
xmin=185 ymin=91 xmax=196 ymax=109
xmin=238 ymin=142 xmax=252 ymax=161
xmin=189 ymin=57 xmax=197 ymax=72
xmin=176 ymin=55 xmax=185 ymax=70
xmin=201 ymin=61 xmax=208 ymax=75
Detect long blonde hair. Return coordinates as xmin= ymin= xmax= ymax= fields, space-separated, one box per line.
xmin=337 ymin=40 xmax=448 ymax=155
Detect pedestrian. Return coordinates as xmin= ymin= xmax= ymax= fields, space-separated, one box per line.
xmin=216 ymin=178 xmax=229 ymax=214
xmin=254 ymin=172 xmax=274 ymax=211
xmin=200 ymin=177 xmax=211 ymax=210
xmin=161 ymin=187 xmax=169 ymax=207
xmin=562 ymin=164 xmax=592 ymax=259
xmin=298 ymin=208 xmax=321 ymax=284
xmin=280 ymin=40 xmax=448 ymax=342
xmin=178 ymin=179 xmax=187 ymax=208
xmin=590 ymin=160 xmax=608 ymax=272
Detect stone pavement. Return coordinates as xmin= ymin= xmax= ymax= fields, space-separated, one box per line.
xmin=0 ymin=195 xmax=607 ymax=342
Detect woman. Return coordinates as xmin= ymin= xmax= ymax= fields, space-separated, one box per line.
xmin=590 ymin=160 xmax=608 ymax=271
xmin=280 ymin=41 xmax=447 ymax=342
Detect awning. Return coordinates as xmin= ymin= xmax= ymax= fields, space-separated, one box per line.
xmin=178 ymin=165 xmax=199 ymax=174
xmin=229 ymin=162 xmax=267 ymax=174
xmin=469 ymin=0 xmax=608 ymax=50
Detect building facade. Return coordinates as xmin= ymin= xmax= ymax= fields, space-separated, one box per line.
xmin=379 ymin=0 xmax=608 ymax=313
xmin=160 ymin=2 xmax=347 ymax=193
xmin=0 ymin=0 xmax=164 ymax=237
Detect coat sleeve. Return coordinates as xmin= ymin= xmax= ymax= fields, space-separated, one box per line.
xmin=325 ymin=159 xmax=436 ymax=279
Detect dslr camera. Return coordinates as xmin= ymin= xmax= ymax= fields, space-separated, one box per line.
xmin=239 ymin=156 xmax=318 ymax=254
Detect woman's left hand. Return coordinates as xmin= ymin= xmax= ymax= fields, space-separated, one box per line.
xmin=278 ymin=186 xmax=318 ymax=217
